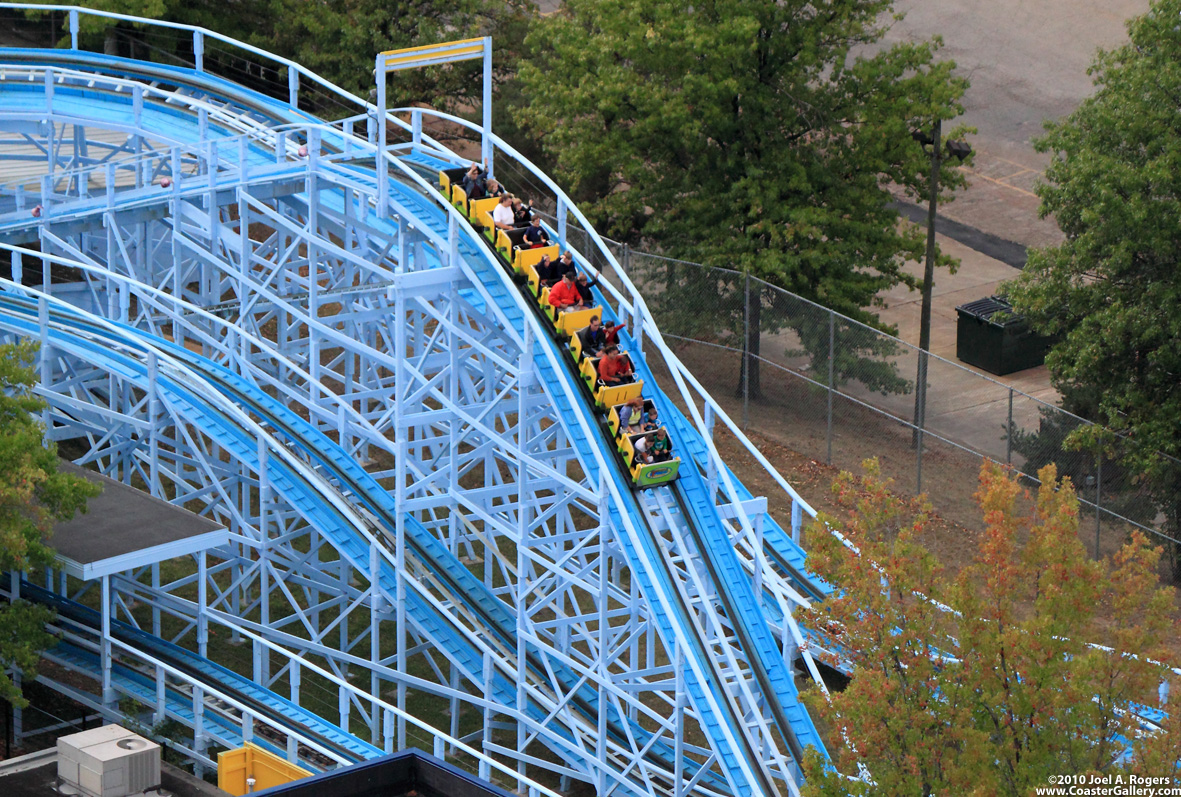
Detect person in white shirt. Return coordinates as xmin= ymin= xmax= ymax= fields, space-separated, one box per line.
xmin=492 ymin=194 xmax=515 ymax=230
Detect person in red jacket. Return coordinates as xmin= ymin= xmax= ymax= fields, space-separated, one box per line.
xmin=547 ymin=271 xmax=585 ymax=312
xmin=598 ymin=345 xmax=634 ymax=385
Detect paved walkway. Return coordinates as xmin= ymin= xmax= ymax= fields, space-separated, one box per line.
xmin=868 ymin=0 xmax=1151 ymax=445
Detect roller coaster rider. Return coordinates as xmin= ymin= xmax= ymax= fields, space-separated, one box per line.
xmin=548 ymin=270 xmax=586 ymax=312
xmin=598 ymin=346 xmax=634 ymax=386
xmin=524 ymin=216 xmax=550 ymax=247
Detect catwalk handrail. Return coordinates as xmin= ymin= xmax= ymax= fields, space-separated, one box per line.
xmin=0 ymin=0 xmax=820 ymax=526
xmin=0 ymin=6 xmax=822 ymax=617
xmin=36 ymin=602 xmax=360 ymax=767
xmin=388 ymin=107 xmax=821 ymax=523
xmin=0 ymin=5 xmax=425 ymax=145
xmin=3 ymin=205 xmax=783 ymax=789
xmin=0 ymin=45 xmax=834 ymax=783
xmin=0 ymin=277 xmax=583 ymax=795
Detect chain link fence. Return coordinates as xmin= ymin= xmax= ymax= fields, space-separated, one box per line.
xmin=555 ymin=231 xmax=1181 ymax=580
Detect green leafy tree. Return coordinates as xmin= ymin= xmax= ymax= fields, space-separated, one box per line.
xmin=1006 ymin=0 xmax=1181 ymax=581
xmin=21 ymin=0 xmax=267 ymax=53
xmin=0 ymin=342 xmax=100 ymax=706
xmin=800 ymin=460 xmax=1178 ymax=795
xmin=22 ymin=0 xmax=536 ymax=123
xmin=265 ymin=0 xmax=536 ymax=114
xmin=515 ymin=0 xmax=969 ymax=396
xmin=1006 ymin=388 xmax=1156 ymax=534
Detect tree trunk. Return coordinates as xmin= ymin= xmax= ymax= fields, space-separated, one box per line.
xmin=736 ymin=282 xmax=762 ymax=400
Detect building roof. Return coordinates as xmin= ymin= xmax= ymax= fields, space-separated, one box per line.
xmin=254 ymin=750 xmax=520 ymax=797
xmin=0 ymin=747 xmax=226 ymax=797
xmin=50 ymin=462 xmax=229 ymax=580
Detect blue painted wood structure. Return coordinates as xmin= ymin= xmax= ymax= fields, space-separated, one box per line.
xmin=0 ymin=6 xmax=890 ymax=796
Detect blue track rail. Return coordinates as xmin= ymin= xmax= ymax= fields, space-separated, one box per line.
xmin=369 ymin=161 xmax=834 ymax=773
xmin=0 ymin=292 xmax=725 ymax=795
xmin=0 ymin=44 xmax=842 ymax=793
xmin=22 ymin=581 xmax=380 ymax=767
xmin=346 ymin=176 xmax=797 ymax=792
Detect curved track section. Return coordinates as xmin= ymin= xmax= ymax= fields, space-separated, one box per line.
xmin=0 ymin=7 xmax=842 ymax=795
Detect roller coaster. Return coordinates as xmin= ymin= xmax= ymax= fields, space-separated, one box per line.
xmin=0 ymin=7 xmax=849 ymax=796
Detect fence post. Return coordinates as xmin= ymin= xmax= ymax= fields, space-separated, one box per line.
xmin=1094 ymin=455 xmax=1102 ymax=559
xmin=915 ymin=349 xmax=927 ymax=494
xmin=826 ymin=311 xmax=835 ymax=466
xmin=1006 ymin=387 xmax=1014 ymax=464
xmin=742 ymin=271 xmax=750 ymax=430
xmin=622 ymin=242 xmax=630 ymax=274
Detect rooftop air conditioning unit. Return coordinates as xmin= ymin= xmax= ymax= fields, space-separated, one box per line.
xmin=58 ymin=725 xmax=162 ymax=797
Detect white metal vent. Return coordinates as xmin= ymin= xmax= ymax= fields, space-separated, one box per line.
xmin=57 ymin=726 xmax=162 ymax=797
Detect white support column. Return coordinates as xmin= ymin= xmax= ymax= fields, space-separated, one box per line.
xmin=369 ymin=543 xmax=381 ymax=743
xmin=101 ymin=576 xmax=114 ymax=708
xmin=256 ymin=440 xmax=271 ymax=686
xmin=197 ymin=550 xmax=208 ymax=659
xmin=557 ymin=197 xmax=567 ymax=253
xmin=674 ymin=643 xmax=686 ymax=797
xmin=704 ymin=403 xmax=717 ymax=500
xmin=627 ymin=566 xmax=640 ymax=722
xmin=480 ymin=650 xmax=493 ymax=782
xmin=515 ymin=323 xmax=533 ymax=791
xmin=753 ymin=510 xmax=764 ymax=599
xmin=193 ymin=31 xmax=204 ymax=72
xmin=448 ymin=664 xmax=459 ymax=756
xmin=375 ymin=55 xmax=388 ymax=218
xmin=154 ymin=667 xmax=166 ymax=726
xmin=307 ymin=134 xmax=321 ymax=397
xmin=146 ymin=349 xmax=161 ymax=491
xmin=595 ymin=475 xmax=610 ymax=796
xmin=633 ymin=300 xmax=645 ymax=355
xmin=481 ymin=38 xmax=493 ymax=174
xmin=393 ymin=275 xmax=408 ymax=749
xmin=37 ymin=297 xmax=51 ymax=434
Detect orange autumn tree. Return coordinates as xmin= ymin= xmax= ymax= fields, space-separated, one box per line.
xmin=800 ymin=460 xmax=1178 ymax=796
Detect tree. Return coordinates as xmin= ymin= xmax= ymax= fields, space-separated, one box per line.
xmin=22 ymin=0 xmax=268 ymax=54
xmin=799 ymin=460 xmax=1178 ymax=795
xmin=515 ymin=0 xmax=969 ymax=397
xmin=630 ymin=262 xmax=911 ymax=399
xmin=23 ymin=0 xmax=536 ymax=122
xmin=1005 ymin=0 xmax=1181 ymax=581
xmin=265 ymin=0 xmax=536 ymax=115
xmin=1006 ymin=387 xmax=1157 ymax=537
xmin=0 ymin=342 xmax=100 ymax=706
